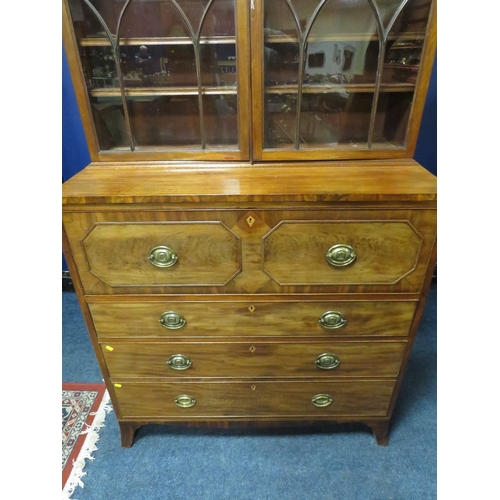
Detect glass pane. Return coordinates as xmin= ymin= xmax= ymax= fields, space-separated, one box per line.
xmin=388 ymin=0 xmax=432 ymax=34
xmin=199 ymin=0 xmax=237 ymax=38
xmin=374 ymin=91 xmax=413 ymax=146
xmin=300 ymin=92 xmax=370 ymax=145
xmin=68 ymin=0 xmax=218 ymax=39
xmin=264 ymin=0 xmax=378 ymax=86
xmin=123 ymin=94 xmax=238 ymax=147
xmin=120 ymin=0 xmax=184 ymax=39
xmin=68 ymin=0 xmax=239 ymax=152
xmin=264 ymin=94 xmax=296 ymax=148
xmin=265 ymin=92 xmax=374 ymax=148
xmin=80 ymin=43 xmax=235 ymax=89
xmin=383 ymin=41 xmax=421 ymax=85
xmin=212 ymin=44 xmax=237 ymax=87
xmin=203 ymin=0 xmax=235 ymax=37
xmin=68 ymin=0 xmax=119 ymax=37
xmin=383 ymin=0 xmax=432 ymax=86
xmin=262 ymin=0 xmax=433 ymax=151
xmin=80 ymin=46 xmax=118 ymax=89
xmin=303 ymin=40 xmax=378 ymax=84
xmin=91 ymin=98 xmax=129 ymax=149
xmin=68 ymin=0 xmax=236 ymax=38
xmin=265 ymin=0 xmax=320 ymax=35
xmin=129 ymin=96 xmax=201 ymax=146
xmin=130 ymin=44 xmax=197 ymax=87
xmin=204 ymin=95 xmax=238 ymax=146
xmin=265 ymin=40 xmax=299 ymax=86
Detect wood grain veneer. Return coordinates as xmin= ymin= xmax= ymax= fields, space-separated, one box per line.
xmin=115 ymin=380 xmax=397 ymax=418
xmin=62 ymin=161 xmax=436 ymax=205
xmin=62 ymin=205 xmax=435 ymax=295
xmin=101 ymin=340 xmax=406 ymax=379
xmin=82 ymin=222 xmax=241 ymax=287
xmin=63 ymin=170 xmax=436 ymax=445
xmin=62 ymin=0 xmax=437 ymax=447
xmin=88 ymin=300 xmax=417 ymax=338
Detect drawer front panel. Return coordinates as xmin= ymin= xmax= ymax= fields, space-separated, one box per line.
xmin=63 ymin=208 xmax=435 ymax=294
xmin=114 ymin=380 xmax=396 ymax=418
xmin=90 ymin=300 xmax=417 ymax=338
xmin=82 ymin=222 xmax=241 ymax=287
xmin=101 ymin=341 xmax=406 ymax=378
xmin=263 ymin=221 xmax=422 ymax=286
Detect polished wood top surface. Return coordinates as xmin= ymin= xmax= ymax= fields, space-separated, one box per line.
xmin=62 ymin=160 xmax=437 ymax=205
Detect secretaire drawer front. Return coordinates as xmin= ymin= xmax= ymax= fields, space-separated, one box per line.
xmin=101 ymin=341 xmax=406 ymax=378
xmin=263 ymin=221 xmax=424 ymax=286
xmin=114 ymin=380 xmax=396 ymax=418
xmin=89 ymin=300 xmax=417 ymax=338
xmin=63 ymin=208 xmax=435 ymax=294
xmin=81 ymin=222 xmax=241 ymax=288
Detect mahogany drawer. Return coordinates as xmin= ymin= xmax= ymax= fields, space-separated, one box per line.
xmin=262 ymin=220 xmax=425 ymax=286
xmin=114 ymin=380 xmax=396 ymax=418
xmin=78 ymin=221 xmax=241 ymax=287
xmin=63 ymin=208 xmax=436 ymax=295
xmin=89 ymin=300 xmax=417 ymax=338
xmin=101 ymin=340 xmax=406 ymax=379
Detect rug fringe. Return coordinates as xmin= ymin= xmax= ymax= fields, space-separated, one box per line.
xmin=62 ymin=390 xmax=113 ymax=500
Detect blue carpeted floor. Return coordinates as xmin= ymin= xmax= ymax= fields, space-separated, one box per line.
xmin=62 ymin=284 xmax=436 ymax=500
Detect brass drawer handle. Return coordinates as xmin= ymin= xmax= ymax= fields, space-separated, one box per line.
xmin=312 ymin=394 xmax=333 ymax=408
xmin=167 ymin=354 xmax=192 ymax=370
xmin=315 ymin=353 xmax=341 ymax=370
xmin=326 ymin=244 xmax=356 ymax=267
xmin=174 ymin=394 xmax=196 ymax=408
xmin=148 ymin=245 xmax=178 ymax=268
xmin=319 ymin=311 xmax=347 ymax=330
xmin=160 ymin=311 xmax=186 ymax=330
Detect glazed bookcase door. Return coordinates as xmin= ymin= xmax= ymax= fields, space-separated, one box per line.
xmin=251 ymin=0 xmax=436 ymax=161
xmin=63 ymin=0 xmax=251 ymax=161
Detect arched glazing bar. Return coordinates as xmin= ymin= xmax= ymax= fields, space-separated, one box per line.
xmin=81 ymin=0 xmax=217 ymax=152
xmin=366 ymin=0 xmax=410 ymax=148
xmin=283 ymin=0 xmax=330 ymax=150
xmin=171 ymin=0 xmax=216 ymax=150
xmin=280 ymin=0 xmax=412 ymax=151
xmin=83 ymin=0 xmax=135 ymax=151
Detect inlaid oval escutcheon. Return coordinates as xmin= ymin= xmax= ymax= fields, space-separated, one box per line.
xmin=159 ymin=311 xmax=186 ymax=330
xmin=174 ymin=394 xmax=196 ymax=408
xmin=167 ymin=354 xmax=192 ymax=371
xmin=315 ymin=353 xmax=341 ymax=370
xmin=326 ymin=244 xmax=356 ymax=267
xmin=148 ymin=245 xmax=178 ymax=268
xmin=319 ymin=311 xmax=347 ymax=330
xmin=311 ymin=394 xmax=333 ymax=408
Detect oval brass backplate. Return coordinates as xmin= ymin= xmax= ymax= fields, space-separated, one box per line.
xmin=319 ymin=311 xmax=347 ymax=330
xmin=148 ymin=245 xmax=178 ymax=268
xmin=160 ymin=311 xmax=186 ymax=330
xmin=311 ymin=394 xmax=333 ymax=408
xmin=326 ymin=244 xmax=356 ymax=267
xmin=315 ymin=353 xmax=341 ymax=370
xmin=167 ymin=354 xmax=192 ymax=370
xmin=174 ymin=394 xmax=196 ymax=408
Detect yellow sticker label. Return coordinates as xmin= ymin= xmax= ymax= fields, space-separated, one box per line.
xmin=105 ymin=346 xmax=114 ymax=351
xmin=114 ymin=383 xmax=122 ymax=388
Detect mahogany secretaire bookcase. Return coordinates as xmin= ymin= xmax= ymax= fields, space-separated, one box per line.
xmin=62 ymin=0 xmax=437 ymax=447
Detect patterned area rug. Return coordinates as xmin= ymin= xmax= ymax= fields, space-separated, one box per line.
xmin=62 ymin=383 xmax=112 ymax=499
